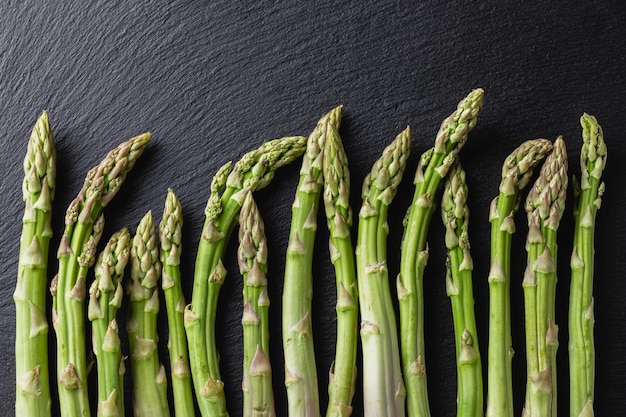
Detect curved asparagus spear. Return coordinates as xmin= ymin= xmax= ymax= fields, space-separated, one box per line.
xmin=398 ymin=89 xmax=484 ymax=417
xmin=88 ymin=228 xmax=131 ymax=417
xmin=159 ymin=189 xmax=195 ymax=416
xmin=486 ymin=139 xmax=552 ymax=417
xmin=282 ymin=108 xmax=340 ymax=417
xmin=127 ymin=211 xmax=169 ymax=416
xmin=239 ymin=192 xmax=275 ymax=417
xmin=322 ymin=107 xmax=358 ymax=417
xmin=14 ymin=111 xmax=55 ymax=417
xmin=52 ymin=132 xmax=150 ymax=416
xmin=441 ymin=162 xmax=483 ymax=417
xmin=186 ymin=136 xmax=306 ymax=416
xmin=568 ymin=114 xmax=606 ymax=417
xmin=522 ymin=137 xmax=567 ymax=417
xmin=357 ymin=128 xmax=411 ymax=417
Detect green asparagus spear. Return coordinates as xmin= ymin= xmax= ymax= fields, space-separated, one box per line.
xmin=322 ymin=107 xmax=358 ymax=417
xmin=441 ymin=162 xmax=483 ymax=417
xmin=14 ymin=111 xmax=55 ymax=417
xmin=521 ymin=137 xmax=567 ymax=417
xmin=127 ymin=211 xmax=170 ymax=416
xmin=52 ymin=132 xmax=150 ymax=416
xmin=398 ymin=89 xmax=484 ymax=417
xmin=88 ymin=228 xmax=131 ymax=417
xmin=357 ymin=128 xmax=411 ymax=417
xmin=159 ymin=189 xmax=195 ymax=416
xmin=282 ymin=108 xmax=340 ymax=417
xmin=185 ymin=136 xmax=306 ymax=417
xmin=568 ymin=114 xmax=606 ymax=417
xmin=486 ymin=139 xmax=552 ymax=417
xmin=239 ymin=192 xmax=275 ymax=417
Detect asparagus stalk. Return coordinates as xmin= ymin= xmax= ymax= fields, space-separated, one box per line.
xmin=282 ymin=108 xmax=340 ymax=417
xmin=88 ymin=228 xmax=131 ymax=417
xmin=239 ymin=192 xmax=275 ymax=417
xmin=485 ymin=139 xmax=552 ymax=417
xmin=185 ymin=136 xmax=306 ymax=417
xmin=322 ymin=107 xmax=358 ymax=417
xmin=441 ymin=162 xmax=483 ymax=417
xmin=127 ymin=211 xmax=170 ymax=416
xmin=398 ymin=89 xmax=484 ymax=417
xmin=159 ymin=189 xmax=195 ymax=416
xmin=568 ymin=114 xmax=606 ymax=417
xmin=52 ymin=132 xmax=150 ymax=416
xmin=521 ymin=137 xmax=567 ymax=417
xmin=357 ymin=127 xmax=411 ymax=417
xmin=14 ymin=111 xmax=55 ymax=417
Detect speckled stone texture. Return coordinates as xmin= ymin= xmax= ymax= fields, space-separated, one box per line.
xmin=1 ymin=1 xmax=625 ymax=415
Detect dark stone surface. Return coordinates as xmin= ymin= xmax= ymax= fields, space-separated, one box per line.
xmin=1 ymin=1 xmax=625 ymax=415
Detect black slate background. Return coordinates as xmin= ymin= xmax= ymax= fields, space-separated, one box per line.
xmin=1 ymin=1 xmax=625 ymax=415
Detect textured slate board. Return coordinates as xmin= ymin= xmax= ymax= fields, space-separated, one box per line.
xmin=1 ymin=1 xmax=625 ymax=415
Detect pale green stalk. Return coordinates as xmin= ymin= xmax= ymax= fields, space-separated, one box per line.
xmin=185 ymin=136 xmax=306 ymax=417
xmin=282 ymin=108 xmax=340 ymax=417
xmin=322 ymin=107 xmax=358 ymax=417
xmin=159 ymin=189 xmax=195 ymax=416
xmin=486 ymin=139 xmax=552 ymax=417
xmin=568 ymin=114 xmax=606 ymax=417
xmin=441 ymin=162 xmax=482 ymax=417
xmin=88 ymin=228 xmax=131 ymax=417
xmin=127 ymin=211 xmax=169 ymax=416
xmin=52 ymin=132 xmax=150 ymax=417
xmin=14 ymin=111 xmax=55 ymax=417
xmin=357 ymin=128 xmax=411 ymax=417
xmin=239 ymin=192 xmax=275 ymax=417
xmin=521 ymin=137 xmax=567 ymax=417
xmin=398 ymin=89 xmax=484 ymax=417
